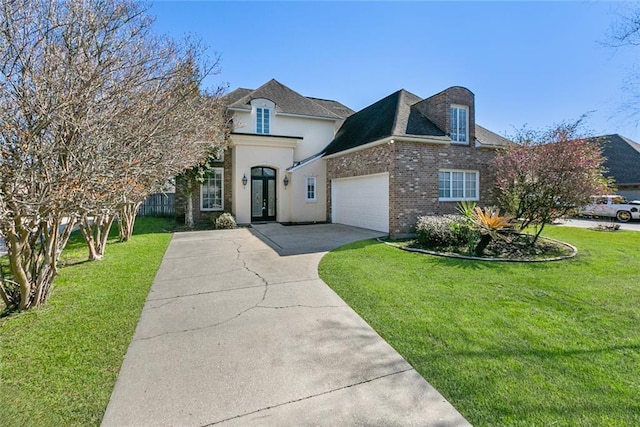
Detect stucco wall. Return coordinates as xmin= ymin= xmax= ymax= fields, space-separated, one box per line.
xmin=232 ymin=102 xmax=337 ymax=161
xmin=286 ymin=159 xmax=327 ymax=223
xmin=231 ymin=143 xmax=295 ymax=224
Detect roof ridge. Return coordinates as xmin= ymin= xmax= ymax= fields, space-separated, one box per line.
xmin=389 ymin=90 xmax=407 ymax=136
xmin=267 ymin=80 xmax=341 ymax=119
xmin=227 ymin=79 xmax=342 ymax=119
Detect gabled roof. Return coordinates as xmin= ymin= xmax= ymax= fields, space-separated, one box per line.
xmin=225 ymin=79 xmax=351 ymax=120
xmin=322 ymin=88 xmax=509 ymax=156
xmin=589 ymin=134 xmax=640 ymax=184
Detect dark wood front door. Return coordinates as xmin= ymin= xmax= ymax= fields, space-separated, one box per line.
xmin=251 ymin=167 xmax=276 ymax=221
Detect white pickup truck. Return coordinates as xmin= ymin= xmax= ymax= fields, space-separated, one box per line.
xmin=579 ymin=195 xmax=640 ymax=222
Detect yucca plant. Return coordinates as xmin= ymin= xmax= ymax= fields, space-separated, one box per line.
xmin=456 ymin=200 xmax=477 ymax=220
xmin=470 ymin=206 xmax=514 ymax=256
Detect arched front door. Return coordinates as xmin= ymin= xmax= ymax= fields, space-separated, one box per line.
xmin=251 ymin=167 xmax=276 ymax=222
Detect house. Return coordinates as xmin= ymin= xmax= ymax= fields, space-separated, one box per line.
xmin=176 ymin=80 xmax=510 ymax=238
xmin=587 ymin=134 xmax=640 ymax=201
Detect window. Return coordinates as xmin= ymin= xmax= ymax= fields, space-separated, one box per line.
xmin=438 ymin=170 xmax=478 ymax=201
xmin=200 ymin=168 xmax=224 ymax=211
xmin=450 ymin=105 xmax=468 ymax=143
xmin=305 ymin=177 xmax=317 ymax=201
xmin=256 ymin=107 xmax=270 ymax=134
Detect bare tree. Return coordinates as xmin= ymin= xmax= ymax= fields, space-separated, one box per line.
xmin=0 ymin=0 xmax=228 ymax=309
xmin=79 ymin=58 xmax=230 ymax=257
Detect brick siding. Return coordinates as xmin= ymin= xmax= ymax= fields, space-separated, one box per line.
xmin=413 ymin=87 xmax=476 ymax=143
xmin=174 ymin=150 xmax=233 ymax=225
xmin=326 ymin=140 xmax=499 ymax=238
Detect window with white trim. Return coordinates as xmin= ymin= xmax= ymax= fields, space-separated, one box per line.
xmin=438 ymin=169 xmax=478 ymax=201
xmin=200 ymin=168 xmax=224 ymax=211
xmin=305 ymin=177 xmax=317 ymax=201
xmin=256 ymin=107 xmax=270 ymax=134
xmin=450 ymin=105 xmax=468 ymax=143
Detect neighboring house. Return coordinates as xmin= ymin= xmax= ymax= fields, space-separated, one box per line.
xmin=176 ymin=80 xmax=510 ymax=238
xmin=587 ymin=134 xmax=640 ymax=201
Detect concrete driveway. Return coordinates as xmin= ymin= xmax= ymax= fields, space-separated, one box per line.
xmin=555 ymin=218 xmax=640 ymax=231
xmin=102 ymin=223 xmax=470 ymax=426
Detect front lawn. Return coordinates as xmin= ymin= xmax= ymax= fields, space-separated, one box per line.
xmin=319 ymin=226 xmax=640 ymax=426
xmin=0 ymin=217 xmax=174 ymax=426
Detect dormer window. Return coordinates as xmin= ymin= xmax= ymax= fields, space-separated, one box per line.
xmin=256 ymin=107 xmax=270 ymax=134
xmin=450 ymin=105 xmax=468 ymax=144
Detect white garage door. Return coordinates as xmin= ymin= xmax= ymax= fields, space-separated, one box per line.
xmin=332 ymin=173 xmax=389 ymax=233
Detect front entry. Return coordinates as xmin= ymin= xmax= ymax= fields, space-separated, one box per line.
xmin=251 ymin=167 xmax=277 ymax=222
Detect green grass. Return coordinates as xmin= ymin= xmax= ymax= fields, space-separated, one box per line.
xmin=319 ymin=226 xmax=640 ymax=426
xmin=0 ymin=217 xmax=174 ymax=426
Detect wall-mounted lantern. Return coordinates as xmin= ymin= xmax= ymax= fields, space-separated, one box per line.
xmin=242 ymin=174 xmax=248 ymax=187
xmin=283 ymin=175 xmax=289 ymax=187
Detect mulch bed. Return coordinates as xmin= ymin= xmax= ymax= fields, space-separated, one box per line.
xmin=403 ymin=233 xmax=576 ymax=261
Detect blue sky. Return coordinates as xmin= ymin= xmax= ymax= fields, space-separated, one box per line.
xmin=151 ymin=1 xmax=640 ymax=141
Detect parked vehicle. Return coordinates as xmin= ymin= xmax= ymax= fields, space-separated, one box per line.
xmin=578 ymin=195 xmax=640 ymax=222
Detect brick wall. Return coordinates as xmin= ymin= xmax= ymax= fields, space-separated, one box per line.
xmin=413 ymin=87 xmax=475 ymax=143
xmin=174 ymin=150 xmax=233 ymax=225
xmin=391 ymin=141 xmax=497 ymax=237
xmin=325 ymin=140 xmax=499 ymax=238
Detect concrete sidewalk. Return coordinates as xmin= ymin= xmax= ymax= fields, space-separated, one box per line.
xmin=102 ymin=224 xmax=470 ymax=426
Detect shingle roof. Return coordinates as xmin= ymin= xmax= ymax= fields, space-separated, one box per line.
xmin=589 ymin=134 xmax=640 ymax=184
xmin=475 ymin=125 xmax=512 ymax=148
xmin=322 ymin=88 xmax=508 ymax=156
xmin=307 ymin=97 xmax=355 ymax=119
xmin=226 ymin=79 xmax=348 ymax=120
xmin=223 ymin=88 xmax=253 ymax=106
xmin=322 ymin=90 xmax=413 ymax=155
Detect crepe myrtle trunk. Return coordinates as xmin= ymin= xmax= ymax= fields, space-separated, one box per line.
xmin=0 ymin=216 xmax=76 ymax=310
xmin=78 ymin=213 xmax=116 ymax=261
xmin=117 ymin=201 xmax=142 ymax=242
xmin=185 ymin=186 xmax=195 ymax=229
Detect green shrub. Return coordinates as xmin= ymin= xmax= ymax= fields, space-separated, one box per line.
xmin=214 ymin=212 xmax=236 ymax=229
xmin=416 ymin=215 xmax=475 ymax=248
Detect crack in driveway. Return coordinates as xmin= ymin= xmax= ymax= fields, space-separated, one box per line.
xmin=201 ymin=368 xmax=415 ymax=426
xmin=135 ymin=239 xmax=272 ymax=342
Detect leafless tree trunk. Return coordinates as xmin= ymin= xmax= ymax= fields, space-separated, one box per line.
xmin=117 ymin=201 xmax=143 ymax=242
xmin=78 ymin=214 xmax=116 ymax=261
xmin=0 ymin=0 xmax=229 ymax=309
xmin=185 ymin=194 xmax=195 ymax=229
xmin=3 ymin=216 xmax=76 ymax=310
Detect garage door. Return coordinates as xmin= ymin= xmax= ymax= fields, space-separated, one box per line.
xmin=332 ymin=173 xmax=389 ymax=233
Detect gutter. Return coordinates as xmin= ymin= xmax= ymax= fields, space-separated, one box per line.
xmin=322 ymin=135 xmax=450 ymax=159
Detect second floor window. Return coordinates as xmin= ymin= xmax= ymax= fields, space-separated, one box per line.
xmin=256 ymin=107 xmax=270 ymax=134
xmin=450 ymin=105 xmax=468 ymax=143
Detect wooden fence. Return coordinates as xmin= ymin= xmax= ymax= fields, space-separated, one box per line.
xmin=137 ymin=193 xmax=175 ymax=217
